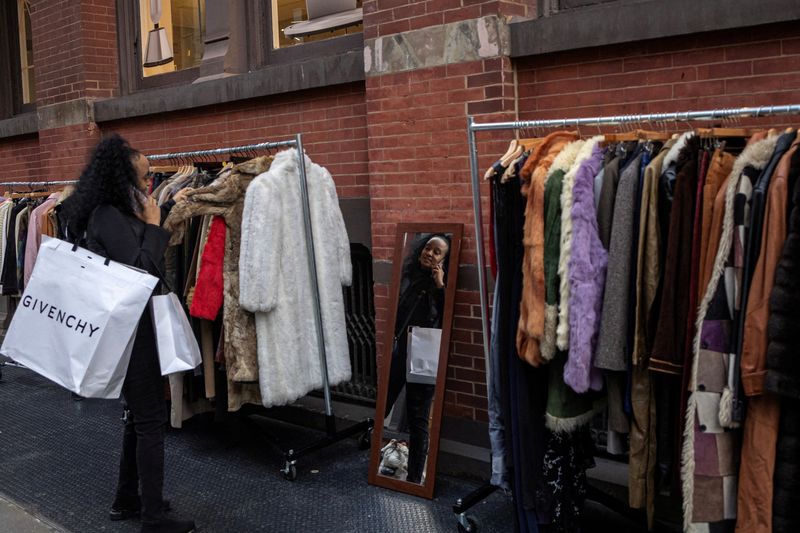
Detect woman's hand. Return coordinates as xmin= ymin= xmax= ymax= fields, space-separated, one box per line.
xmin=432 ymin=263 xmax=445 ymax=289
xmin=140 ymin=196 xmax=161 ymax=225
xmin=173 ymin=188 xmax=192 ymax=203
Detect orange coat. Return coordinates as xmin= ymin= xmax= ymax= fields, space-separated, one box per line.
xmin=516 ymin=131 xmax=579 ymax=366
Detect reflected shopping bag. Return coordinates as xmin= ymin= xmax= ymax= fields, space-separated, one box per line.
xmin=151 ymin=292 xmax=201 ymax=376
xmin=406 ymin=326 xmax=442 ymax=385
xmin=0 ymin=236 xmax=158 ymax=398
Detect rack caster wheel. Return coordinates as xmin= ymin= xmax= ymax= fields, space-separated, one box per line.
xmin=282 ymin=462 xmax=297 ymax=481
xmin=358 ymin=428 xmax=373 ymax=450
xmin=457 ymin=516 xmax=477 ymax=533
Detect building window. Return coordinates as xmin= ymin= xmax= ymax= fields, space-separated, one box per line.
xmin=138 ymin=0 xmax=205 ymax=78
xmin=17 ymin=0 xmax=34 ymax=104
xmin=272 ymin=0 xmax=363 ymax=49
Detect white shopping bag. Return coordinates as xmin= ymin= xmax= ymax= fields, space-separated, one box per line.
xmin=0 ymin=236 xmax=158 ymax=398
xmin=151 ymin=293 xmax=201 ymax=376
xmin=406 ymin=326 xmax=442 ymax=385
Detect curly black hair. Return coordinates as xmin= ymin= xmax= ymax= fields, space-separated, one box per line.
xmin=61 ymin=134 xmax=141 ymax=241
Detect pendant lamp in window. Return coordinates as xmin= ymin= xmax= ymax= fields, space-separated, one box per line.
xmin=143 ymin=0 xmax=173 ymax=68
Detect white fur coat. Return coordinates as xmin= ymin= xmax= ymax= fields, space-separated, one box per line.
xmin=239 ymin=149 xmax=353 ymax=408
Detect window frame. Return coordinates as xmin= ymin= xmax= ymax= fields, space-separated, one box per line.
xmin=0 ymin=0 xmax=35 ymax=119
xmin=116 ymin=0 xmax=203 ymax=95
xmin=246 ymin=2 xmax=364 ymax=72
xmin=116 ymin=1 xmax=364 ymax=96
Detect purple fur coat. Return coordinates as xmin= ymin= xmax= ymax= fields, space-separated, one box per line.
xmin=565 ymin=142 xmax=607 ymax=393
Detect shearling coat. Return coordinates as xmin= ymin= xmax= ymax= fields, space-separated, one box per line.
xmin=239 ymin=149 xmax=352 ymax=408
xmin=517 ymin=131 xmax=579 ymax=367
xmin=164 ymin=156 xmax=273 ymax=410
xmin=682 ymin=134 xmax=778 ymax=531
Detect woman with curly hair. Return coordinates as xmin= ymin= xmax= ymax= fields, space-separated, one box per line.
xmin=61 ymin=134 xmax=194 ymax=533
xmin=383 ymin=233 xmax=450 ymax=484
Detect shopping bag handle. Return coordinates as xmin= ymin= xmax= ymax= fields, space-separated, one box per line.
xmin=71 ymin=242 xmax=111 ymax=266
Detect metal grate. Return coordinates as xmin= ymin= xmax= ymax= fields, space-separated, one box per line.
xmin=332 ymin=243 xmax=377 ymax=404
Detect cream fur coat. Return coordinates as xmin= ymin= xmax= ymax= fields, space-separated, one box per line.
xmin=239 ymin=149 xmax=353 ymax=407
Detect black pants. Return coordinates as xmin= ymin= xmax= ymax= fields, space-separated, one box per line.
xmin=385 ymin=349 xmax=435 ymax=484
xmin=115 ymin=309 xmax=167 ymax=525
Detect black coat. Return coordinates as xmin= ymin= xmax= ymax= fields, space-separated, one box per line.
xmin=85 ymin=204 xmax=171 ymax=368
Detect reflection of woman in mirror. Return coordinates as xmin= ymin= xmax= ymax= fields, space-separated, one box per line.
xmin=385 ymin=234 xmax=450 ymax=484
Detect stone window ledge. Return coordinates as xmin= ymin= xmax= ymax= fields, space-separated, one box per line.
xmin=510 ymin=0 xmax=800 ymax=58
xmin=0 ymin=112 xmax=38 ymax=139
xmin=94 ymin=49 xmax=364 ymax=123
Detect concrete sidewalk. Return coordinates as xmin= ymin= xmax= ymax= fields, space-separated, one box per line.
xmin=0 ymin=494 xmax=66 ymax=533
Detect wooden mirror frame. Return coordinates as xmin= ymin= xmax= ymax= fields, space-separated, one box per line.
xmin=367 ymin=222 xmax=464 ymax=499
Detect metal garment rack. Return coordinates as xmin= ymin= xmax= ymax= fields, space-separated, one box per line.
xmin=454 ymin=104 xmax=800 ymax=532
xmin=147 ymin=135 xmax=373 ymax=481
xmin=0 ymin=180 xmax=78 ymax=187
xmin=0 ymin=180 xmax=78 ymax=380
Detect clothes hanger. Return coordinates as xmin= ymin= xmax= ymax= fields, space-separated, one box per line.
xmin=484 ymin=140 xmax=518 ymax=180
xmin=501 ymin=149 xmax=527 ymax=183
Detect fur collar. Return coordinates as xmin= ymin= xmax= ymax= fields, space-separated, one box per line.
xmin=234 ymin=155 xmax=273 ymax=176
xmin=662 ymin=131 xmax=695 ymax=170
xmin=547 ymin=139 xmax=585 ymax=177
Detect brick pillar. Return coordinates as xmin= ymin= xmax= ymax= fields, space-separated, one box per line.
xmin=363 ymin=1 xmax=526 ymax=421
xmin=28 ymin=0 xmax=119 ymax=179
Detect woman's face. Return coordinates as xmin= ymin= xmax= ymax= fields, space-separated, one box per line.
xmin=418 ymin=237 xmax=449 ymax=269
xmin=132 ymin=152 xmax=151 ymax=192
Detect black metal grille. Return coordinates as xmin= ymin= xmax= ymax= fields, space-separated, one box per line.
xmin=332 ymin=243 xmax=377 ymax=404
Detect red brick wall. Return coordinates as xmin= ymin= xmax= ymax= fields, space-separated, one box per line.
xmin=363 ymin=0 xmax=535 ymax=39
xmin=37 ymin=123 xmax=101 ymax=180
xmin=516 ymin=22 xmax=800 ymax=128
xmin=367 ymin=56 xmax=516 ymax=421
xmin=100 ymin=83 xmax=369 ymax=199
xmin=29 ymin=0 xmax=118 ymax=106
xmin=0 ymin=135 xmax=41 ymax=185
xmin=79 ymin=0 xmax=119 ymax=100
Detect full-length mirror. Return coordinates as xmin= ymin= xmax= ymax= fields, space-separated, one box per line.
xmin=368 ymin=223 xmax=463 ymax=498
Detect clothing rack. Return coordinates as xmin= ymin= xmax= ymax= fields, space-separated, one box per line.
xmin=0 ymin=181 xmax=77 ymax=380
xmin=0 ymin=180 xmax=78 ymax=187
xmin=455 ymin=104 xmax=800 ymax=532
xmin=145 ymin=135 xmax=373 ymax=481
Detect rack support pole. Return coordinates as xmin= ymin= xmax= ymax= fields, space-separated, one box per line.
xmin=294 ymin=134 xmax=336 ymax=433
xmin=467 ymin=117 xmax=491 ymax=361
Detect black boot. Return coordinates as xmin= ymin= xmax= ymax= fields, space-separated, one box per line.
xmin=110 ymin=498 xmax=172 ymax=521
xmin=140 ymin=517 xmax=196 ymax=533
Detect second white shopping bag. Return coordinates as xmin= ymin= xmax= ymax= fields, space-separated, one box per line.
xmin=151 ymin=292 xmax=202 ymax=375
xmin=0 ymin=236 xmax=158 ymax=398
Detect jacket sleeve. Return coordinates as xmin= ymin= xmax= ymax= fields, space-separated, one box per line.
xmin=90 ymin=204 xmax=170 ymax=279
xmin=239 ymin=177 xmax=282 ymax=313
xmin=324 ymin=173 xmax=352 ymax=287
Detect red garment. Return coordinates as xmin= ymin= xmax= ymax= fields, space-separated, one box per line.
xmin=489 ymin=182 xmax=497 ymax=279
xmin=190 ymin=216 xmax=226 ymax=320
